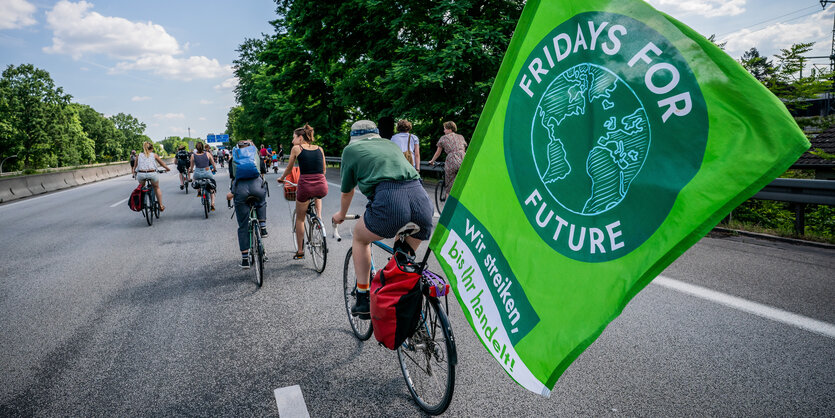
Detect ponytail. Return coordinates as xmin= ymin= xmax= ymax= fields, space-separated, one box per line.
xmin=293 ymin=124 xmax=315 ymax=144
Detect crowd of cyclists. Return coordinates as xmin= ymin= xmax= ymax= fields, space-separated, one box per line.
xmin=129 ymin=119 xmax=466 ymax=315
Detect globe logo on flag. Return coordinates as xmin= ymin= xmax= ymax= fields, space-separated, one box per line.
xmin=504 ymin=12 xmax=709 ymax=262
xmin=533 ymin=63 xmax=650 ymax=215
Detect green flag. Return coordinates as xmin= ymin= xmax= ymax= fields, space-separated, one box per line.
xmin=429 ymin=0 xmax=810 ymax=397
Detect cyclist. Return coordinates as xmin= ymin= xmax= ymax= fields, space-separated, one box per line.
xmin=332 ymin=120 xmax=433 ymax=318
xmin=390 ymin=119 xmax=420 ymax=172
xmin=427 ymin=121 xmax=468 ymax=196
xmin=129 ymin=150 xmax=137 ymax=178
xmin=278 ymin=124 xmax=328 ymax=260
xmin=190 ymin=141 xmax=218 ymax=211
xmin=175 ymin=145 xmax=191 ymax=190
xmin=227 ymin=140 xmax=268 ymax=269
xmin=259 ymin=143 xmax=269 ymax=174
xmin=133 ymin=141 xmax=171 ymax=211
xmin=271 ymin=151 xmax=279 ymax=173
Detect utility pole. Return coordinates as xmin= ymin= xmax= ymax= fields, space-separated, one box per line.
xmin=188 ymin=127 xmax=191 ymax=139
xmin=820 ymin=1 xmax=835 ymax=115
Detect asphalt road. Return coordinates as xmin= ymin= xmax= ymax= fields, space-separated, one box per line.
xmin=0 ymin=164 xmax=832 ymax=416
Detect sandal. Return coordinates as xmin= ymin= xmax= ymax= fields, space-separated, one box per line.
xmin=293 ymin=252 xmax=305 ymax=260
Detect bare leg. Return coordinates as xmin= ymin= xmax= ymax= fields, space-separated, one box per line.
xmin=352 ymin=217 xmax=384 ymax=287
xmin=295 ymin=200 xmax=307 ymax=254
xmin=153 ymin=182 xmax=164 ymax=209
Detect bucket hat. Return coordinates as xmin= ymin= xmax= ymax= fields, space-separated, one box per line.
xmin=349 ymin=120 xmax=381 ymax=143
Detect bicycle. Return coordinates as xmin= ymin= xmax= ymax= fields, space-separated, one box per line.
xmin=193 ymin=178 xmax=215 ymax=219
xmin=139 ymin=168 xmax=167 ymax=226
xmin=431 ymin=161 xmax=447 ymax=214
xmin=229 ymin=194 xmax=266 ymax=287
xmin=334 ymin=219 xmax=457 ymax=415
xmin=281 ymin=180 xmax=327 ymax=273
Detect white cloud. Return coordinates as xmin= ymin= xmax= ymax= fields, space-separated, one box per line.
xmin=42 ymin=1 xmax=231 ymax=81
xmin=720 ymin=10 xmax=833 ymax=59
xmin=154 ymin=113 xmax=185 ymax=120
xmin=214 ymin=77 xmax=238 ymax=91
xmin=198 ymin=117 xmax=207 ymax=121
xmin=111 ymin=55 xmax=232 ymax=81
xmin=647 ymin=0 xmax=745 ymax=18
xmin=44 ymin=1 xmax=180 ymax=59
xmin=0 ymin=0 xmax=37 ymax=30
xmin=131 ymin=96 xmax=151 ymax=102
xmin=199 ymin=99 xmax=213 ymax=105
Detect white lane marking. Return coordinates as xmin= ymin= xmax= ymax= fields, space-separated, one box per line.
xmin=654 ymin=275 xmax=835 ymax=339
xmin=110 ymin=197 xmax=129 ymax=207
xmin=274 ymin=385 xmax=310 ymax=418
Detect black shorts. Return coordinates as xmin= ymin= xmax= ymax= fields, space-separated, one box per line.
xmin=177 ymin=161 xmax=188 ymax=173
xmin=364 ymin=180 xmax=433 ymax=240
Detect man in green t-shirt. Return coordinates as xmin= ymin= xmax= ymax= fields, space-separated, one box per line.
xmin=333 ymin=120 xmax=434 ymax=318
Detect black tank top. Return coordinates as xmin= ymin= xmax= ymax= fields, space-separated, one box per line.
xmin=298 ymin=147 xmax=324 ymax=174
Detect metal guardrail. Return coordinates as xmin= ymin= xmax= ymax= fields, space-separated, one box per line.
xmin=750 ymin=178 xmax=835 ymax=235
xmin=323 ymin=156 xmax=443 ymax=173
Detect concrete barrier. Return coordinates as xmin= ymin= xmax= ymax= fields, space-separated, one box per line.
xmin=0 ymin=177 xmax=33 ymax=203
xmin=73 ymin=167 xmax=100 ymax=185
xmin=36 ymin=172 xmax=73 ymax=193
xmin=24 ymin=175 xmax=48 ymax=195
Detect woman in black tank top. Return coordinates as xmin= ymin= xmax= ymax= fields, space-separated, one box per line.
xmin=278 ymin=124 xmax=329 ymax=259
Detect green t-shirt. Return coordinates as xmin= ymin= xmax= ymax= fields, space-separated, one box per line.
xmin=340 ymin=137 xmax=420 ymax=196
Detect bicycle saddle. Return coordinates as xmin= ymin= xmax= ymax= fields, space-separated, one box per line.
xmin=396 ymin=222 xmax=421 ymax=237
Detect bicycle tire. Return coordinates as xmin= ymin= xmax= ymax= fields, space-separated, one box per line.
xmin=154 ymin=199 xmax=160 ymax=219
xmin=397 ymin=296 xmax=456 ymax=415
xmin=290 ymin=209 xmax=298 ymax=252
xmin=251 ymin=223 xmax=263 ymax=287
xmin=185 ymin=179 xmax=188 ymax=194
xmin=434 ymin=178 xmax=446 ymax=214
xmin=309 ymin=216 xmax=327 ymax=273
xmin=203 ymin=190 xmax=210 ymax=219
xmin=143 ymin=191 xmax=152 ymax=226
xmin=342 ymin=248 xmax=372 ymax=340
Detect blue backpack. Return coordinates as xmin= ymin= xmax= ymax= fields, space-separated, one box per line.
xmin=232 ymin=144 xmax=259 ymax=179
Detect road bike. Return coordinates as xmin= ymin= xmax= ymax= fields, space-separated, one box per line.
xmin=334 ymin=219 xmax=457 ymax=415
xmin=139 ymin=168 xmax=167 ymax=226
xmin=282 ymin=180 xmax=327 ymax=273
xmin=193 ymin=178 xmax=215 ymax=219
xmin=432 ymin=161 xmax=447 ymax=214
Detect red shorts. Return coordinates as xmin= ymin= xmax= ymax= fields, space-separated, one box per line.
xmin=297 ymin=174 xmax=328 ymax=202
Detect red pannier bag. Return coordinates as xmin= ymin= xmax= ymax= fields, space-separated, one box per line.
xmin=371 ymin=250 xmax=423 ymax=350
xmin=128 ymin=185 xmax=142 ymax=211
xmin=284 ymin=166 xmax=300 ymax=201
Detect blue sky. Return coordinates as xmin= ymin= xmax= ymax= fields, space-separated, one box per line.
xmin=1 ymin=0 xmax=833 ymax=142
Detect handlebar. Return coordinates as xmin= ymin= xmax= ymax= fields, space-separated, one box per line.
xmin=332 ymin=214 xmax=361 ymax=242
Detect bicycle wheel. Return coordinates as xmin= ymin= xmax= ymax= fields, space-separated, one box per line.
xmin=342 ymin=248 xmax=372 ymax=340
xmin=290 ymin=209 xmax=298 ymax=252
xmin=154 ymin=199 xmax=160 ymax=219
xmin=203 ymin=190 xmax=210 ymax=219
xmin=308 ymin=216 xmax=327 ymax=273
xmin=184 ymin=179 xmax=188 ymax=194
xmin=397 ymin=297 xmax=456 ymax=415
xmin=143 ymin=192 xmax=152 ymax=226
xmin=434 ymin=178 xmax=446 ymax=214
xmin=251 ymin=223 xmax=264 ymax=287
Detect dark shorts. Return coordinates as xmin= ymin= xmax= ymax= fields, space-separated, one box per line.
xmin=177 ymin=161 xmax=188 ymax=173
xmin=364 ymin=180 xmax=433 ymax=241
xmin=297 ymin=173 xmax=328 ymax=202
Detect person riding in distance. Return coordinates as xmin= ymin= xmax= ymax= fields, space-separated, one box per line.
xmin=259 ymin=143 xmax=269 ymax=174
xmin=227 ymin=140 xmax=268 ymax=269
xmin=133 ymin=141 xmax=171 ymax=211
xmin=390 ymin=119 xmax=420 ymax=172
xmin=175 ymin=145 xmax=191 ymax=190
xmin=332 ymin=120 xmax=434 ymax=318
xmin=190 ymin=141 xmax=218 ymax=211
xmin=428 ymin=121 xmax=468 ymax=197
xmin=278 ymin=124 xmax=328 ymax=260
xmin=129 ymin=150 xmax=137 ymax=178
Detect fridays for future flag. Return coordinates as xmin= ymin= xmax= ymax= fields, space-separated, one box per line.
xmin=428 ymin=0 xmax=810 ymax=396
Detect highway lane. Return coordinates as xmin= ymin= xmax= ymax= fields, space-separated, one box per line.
xmin=0 ymin=165 xmax=832 ymax=416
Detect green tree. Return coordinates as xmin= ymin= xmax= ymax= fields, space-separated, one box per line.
xmin=0 ymin=64 xmax=71 ymax=169
xmin=739 ymin=47 xmax=775 ymax=83
xmin=110 ymin=112 xmax=147 ymax=160
xmin=770 ymin=42 xmax=832 ymax=113
xmin=73 ymin=103 xmax=122 ymax=161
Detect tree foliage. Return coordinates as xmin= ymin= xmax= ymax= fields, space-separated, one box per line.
xmin=0 ymin=64 xmax=150 ymax=171
xmin=230 ymin=0 xmax=525 ymax=156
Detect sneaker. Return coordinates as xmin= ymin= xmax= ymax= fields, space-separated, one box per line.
xmin=240 ymin=257 xmax=251 ymax=269
xmin=180 ymin=184 xmax=184 ymax=190
xmin=351 ymin=291 xmax=370 ymax=319
xmin=260 ymin=227 xmax=268 ymax=238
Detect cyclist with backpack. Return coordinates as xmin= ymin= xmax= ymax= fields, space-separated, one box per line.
xmin=332 ymin=120 xmax=433 ymax=318
xmin=175 ymin=146 xmax=191 ymax=190
xmin=227 ymin=140 xmax=269 ymax=269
